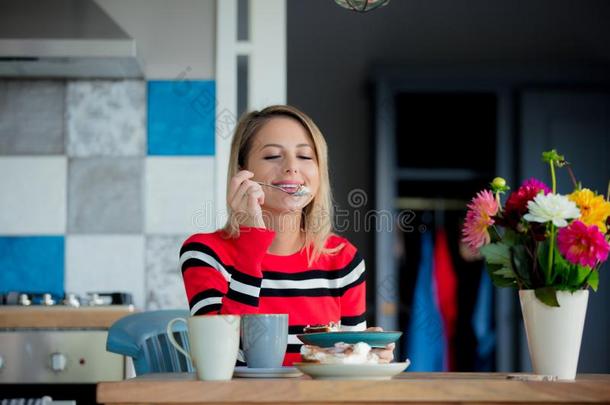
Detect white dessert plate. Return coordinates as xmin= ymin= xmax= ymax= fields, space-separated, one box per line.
xmin=293 ymin=360 xmax=410 ymax=380
xmin=233 ymin=366 xmax=303 ymax=378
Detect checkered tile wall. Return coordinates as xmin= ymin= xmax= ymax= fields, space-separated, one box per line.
xmin=0 ymin=80 xmax=217 ymax=309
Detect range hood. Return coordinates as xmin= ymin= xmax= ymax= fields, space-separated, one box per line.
xmin=0 ymin=0 xmax=142 ymax=78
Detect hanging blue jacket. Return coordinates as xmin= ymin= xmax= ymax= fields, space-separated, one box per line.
xmin=405 ymin=231 xmax=446 ymax=371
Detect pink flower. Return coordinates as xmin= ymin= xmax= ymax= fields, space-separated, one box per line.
xmin=462 ymin=190 xmax=499 ymax=250
xmin=557 ymin=220 xmax=610 ymax=267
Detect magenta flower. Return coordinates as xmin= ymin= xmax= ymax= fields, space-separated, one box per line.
xmin=557 ymin=220 xmax=610 ymax=267
xmin=462 ymin=190 xmax=499 ymax=250
xmin=522 ymin=177 xmax=552 ymax=194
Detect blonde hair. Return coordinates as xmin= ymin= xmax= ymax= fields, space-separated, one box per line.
xmin=222 ymin=105 xmax=341 ymax=264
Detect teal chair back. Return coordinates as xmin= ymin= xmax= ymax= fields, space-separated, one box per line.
xmin=106 ymin=309 xmax=194 ymax=375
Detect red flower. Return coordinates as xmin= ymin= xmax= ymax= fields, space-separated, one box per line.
xmin=503 ymin=179 xmax=551 ymax=228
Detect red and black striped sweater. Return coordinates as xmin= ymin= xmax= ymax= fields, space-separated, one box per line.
xmin=180 ymin=226 xmax=367 ymax=365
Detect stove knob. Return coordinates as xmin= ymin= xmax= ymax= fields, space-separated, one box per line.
xmin=88 ymin=293 xmax=104 ymax=306
xmin=50 ymin=353 xmax=67 ymax=372
xmin=18 ymin=294 xmax=31 ymax=306
xmin=63 ymin=293 xmax=80 ymax=308
xmin=42 ymin=293 xmax=56 ymax=306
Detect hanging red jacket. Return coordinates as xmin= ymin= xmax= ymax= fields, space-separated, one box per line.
xmin=433 ymin=228 xmax=458 ymax=371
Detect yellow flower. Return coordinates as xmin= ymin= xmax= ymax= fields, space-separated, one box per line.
xmin=568 ymin=188 xmax=610 ymax=233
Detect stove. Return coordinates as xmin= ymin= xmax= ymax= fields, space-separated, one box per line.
xmin=1 ymin=291 xmax=133 ymax=307
xmin=0 ymin=291 xmax=135 ymax=384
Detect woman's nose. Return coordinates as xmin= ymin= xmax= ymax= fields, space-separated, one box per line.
xmin=283 ymin=156 xmax=298 ymax=174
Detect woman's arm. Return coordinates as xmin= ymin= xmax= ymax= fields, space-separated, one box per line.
xmin=339 ymin=250 xmax=367 ymax=331
xmin=338 ymin=248 xmax=395 ymax=362
xmin=180 ymin=227 xmax=275 ymax=315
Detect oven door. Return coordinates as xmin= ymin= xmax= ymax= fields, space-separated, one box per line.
xmin=0 ymin=330 xmax=124 ymax=383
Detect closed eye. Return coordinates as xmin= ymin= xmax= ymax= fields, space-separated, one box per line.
xmin=264 ymin=155 xmax=281 ymax=160
xmin=299 ymin=156 xmax=313 ymax=160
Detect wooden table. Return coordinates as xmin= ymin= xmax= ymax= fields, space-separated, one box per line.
xmin=97 ymin=372 xmax=610 ymax=405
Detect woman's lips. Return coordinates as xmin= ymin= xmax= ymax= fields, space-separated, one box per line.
xmin=273 ymin=183 xmax=303 ymax=194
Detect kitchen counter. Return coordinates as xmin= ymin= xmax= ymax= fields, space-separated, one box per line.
xmin=0 ymin=306 xmax=135 ymax=328
xmin=97 ymin=372 xmax=610 ymax=404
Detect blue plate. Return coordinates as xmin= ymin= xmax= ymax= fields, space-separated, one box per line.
xmin=296 ymin=331 xmax=403 ymax=348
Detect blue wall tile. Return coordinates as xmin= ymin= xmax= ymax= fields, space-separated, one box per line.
xmin=0 ymin=236 xmax=64 ymax=296
xmin=148 ymin=80 xmax=216 ymax=156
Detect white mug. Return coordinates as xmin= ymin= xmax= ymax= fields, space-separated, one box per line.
xmin=167 ymin=314 xmax=240 ymax=381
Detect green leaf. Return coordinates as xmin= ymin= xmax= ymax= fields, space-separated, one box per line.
xmin=503 ymin=229 xmax=522 ymax=247
xmin=485 ymin=262 xmax=517 ymax=288
xmin=481 ymin=243 xmax=515 ymax=278
xmin=487 ymin=270 xmax=517 ymax=288
xmin=587 ymin=270 xmax=599 ymax=292
xmin=511 ymin=245 xmax=532 ymax=287
xmin=480 ymin=243 xmax=511 ymax=266
xmin=534 ymin=239 xmax=558 ymax=286
xmin=567 ymin=265 xmax=591 ymax=288
xmin=495 ymin=267 xmax=516 ymax=278
xmin=481 ymin=243 xmax=523 ymax=288
xmin=535 ymin=286 xmax=560 ymax=307
xmin=552 ymin=246 xmax=572 ymax=283
xmin=537 ymin=240 xmax=550 ymax=277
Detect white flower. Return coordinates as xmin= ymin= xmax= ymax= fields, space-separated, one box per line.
xmin=524 ymin=193 xmax=580 ymax=227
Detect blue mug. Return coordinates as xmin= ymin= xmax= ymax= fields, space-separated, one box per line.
xmin=237 ymin=314 xmax=288 ymax=368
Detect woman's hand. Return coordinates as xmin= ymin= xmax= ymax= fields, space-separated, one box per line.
xmin=366 ymin=326 xmax=395 ymax=364
xmin=228 ymin=170 xmax=266 ymax=228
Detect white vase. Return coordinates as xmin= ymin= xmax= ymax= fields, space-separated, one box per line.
xmin=518 ymin=289 xmax=589 ymax=380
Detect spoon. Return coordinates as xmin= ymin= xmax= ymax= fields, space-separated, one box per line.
xmin=255 ymin=182 xmax=311 ymax=197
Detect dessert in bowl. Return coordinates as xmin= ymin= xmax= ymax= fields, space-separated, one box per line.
xmin=295 ymin=322 xmax=409 ymax=379
xmin=301 ymin=342 xmax=384 ymax=365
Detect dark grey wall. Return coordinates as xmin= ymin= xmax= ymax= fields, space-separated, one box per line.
xmin=287 ymin=0 xmax=610 ymax=291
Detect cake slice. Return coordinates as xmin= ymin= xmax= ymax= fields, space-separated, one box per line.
xmin=303 ymin=321 xmax=340 ymax=333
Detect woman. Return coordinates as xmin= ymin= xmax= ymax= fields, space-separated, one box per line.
xmin=180 ymin=105 xmax=393 ymax=365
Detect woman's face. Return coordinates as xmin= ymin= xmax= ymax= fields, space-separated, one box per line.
xmin=244 ymin=116 xmax=320 ymax=214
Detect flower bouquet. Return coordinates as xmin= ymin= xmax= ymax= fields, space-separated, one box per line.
xmin=461 ymin=149 xmax=610 ymax=379
xmin=462 ymin=150 xmax=610 ymax=305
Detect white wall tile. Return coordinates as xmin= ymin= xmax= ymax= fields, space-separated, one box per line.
xmin=145 ymin=157 xmax=216 ymax=234
xmin=145 ymin=235 xmax=189 ymax=310
xmin=66 ymin=235 xmax=145 ymax=308
xmin=66 ymin=81 xmax=146 ymax=157
xmin=0 ymin=157 xmax=66 ymax=234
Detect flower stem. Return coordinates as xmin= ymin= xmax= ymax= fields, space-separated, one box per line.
xmin=547 ymin=225 xmax=555 ymax=285
xmin=545 ymin=159 xmax=558 ymax=285
xmin=565 ymin=164 xmax=579 ymax=190
xmin=550 ymin=161 xmax=557 ymax=194
xmin=491 ymin=225 xmax=502 ymax=241
xmin=495 ymin=192 xmax=502 ymax=212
